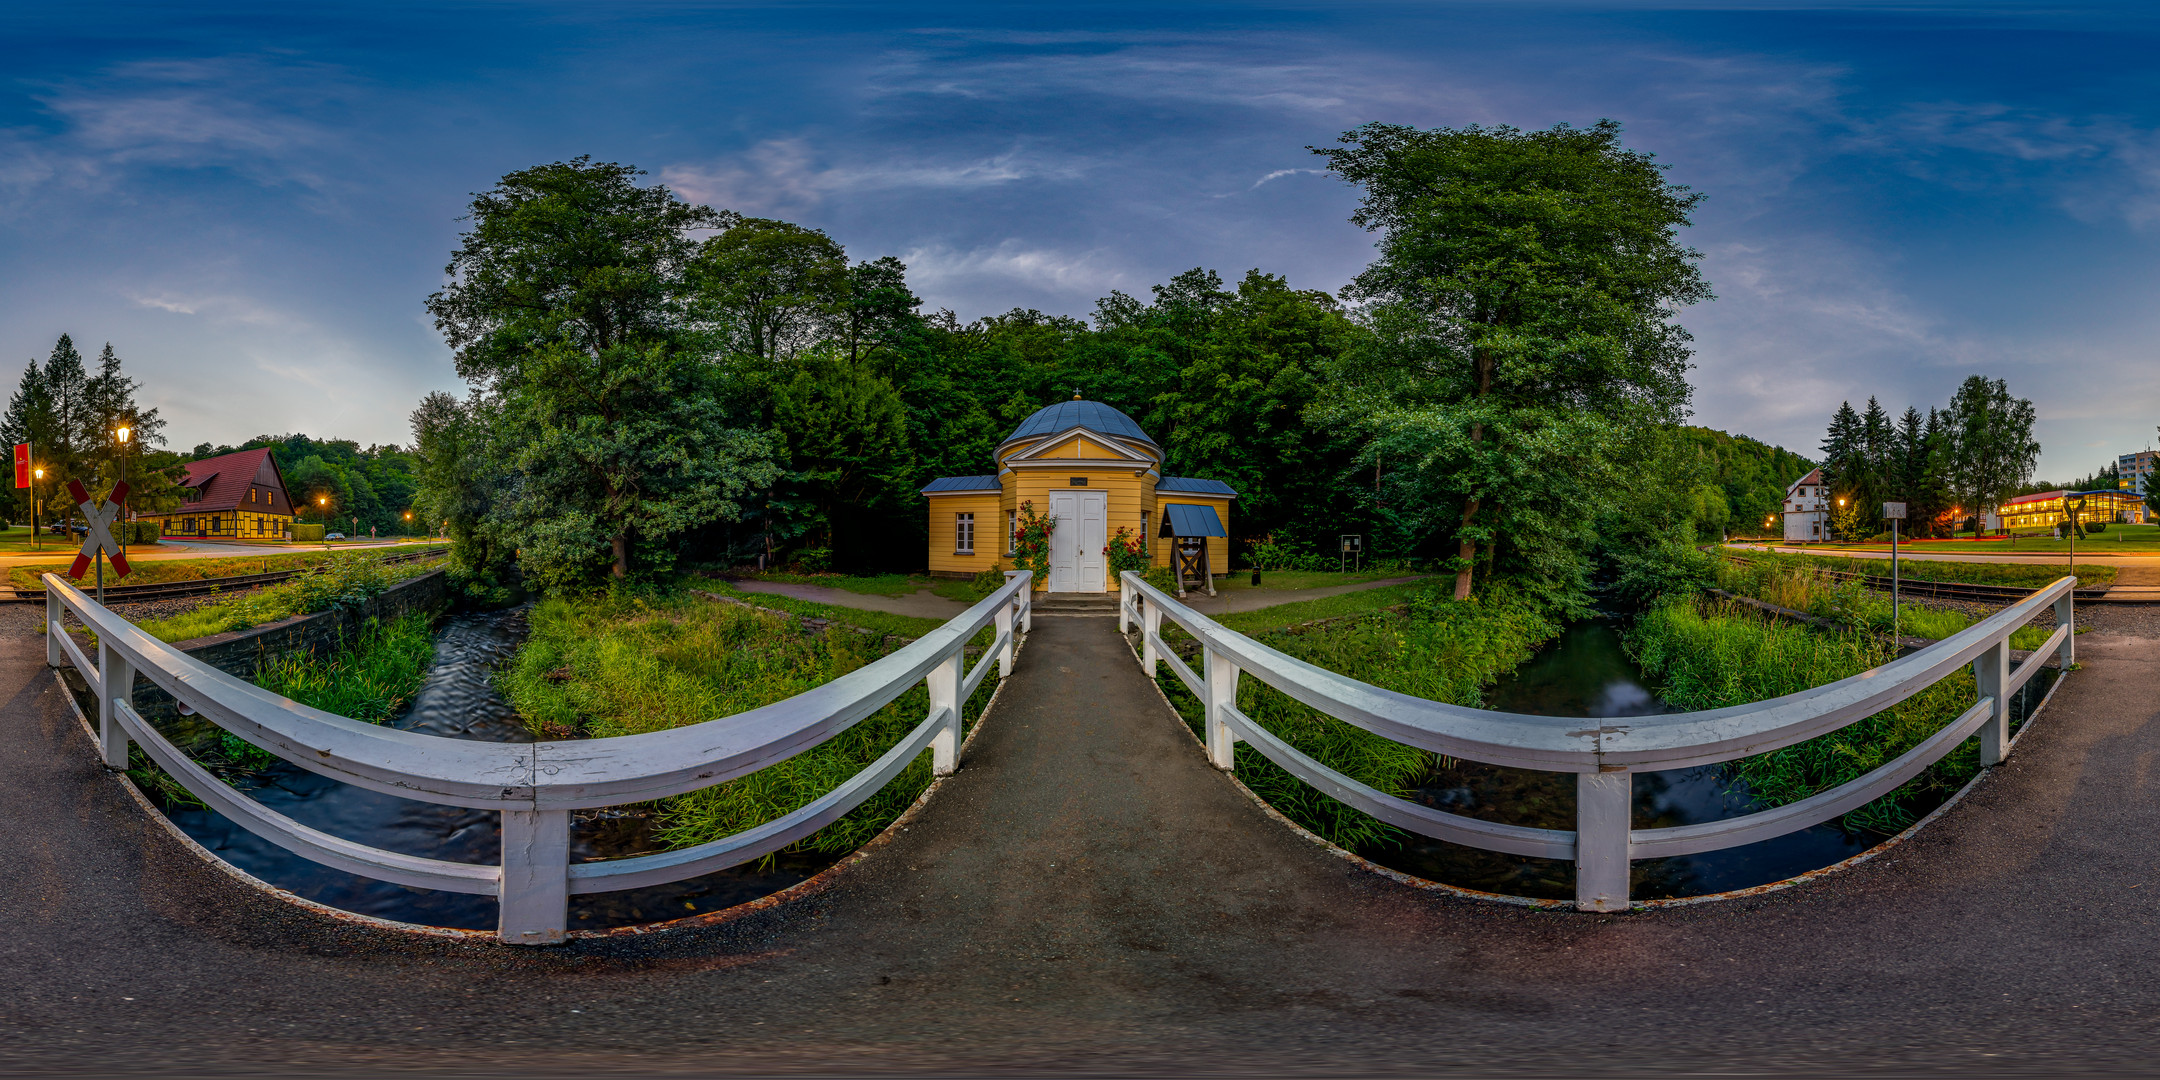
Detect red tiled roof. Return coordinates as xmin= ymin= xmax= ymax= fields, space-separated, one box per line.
xmin=179 ymin=448 xmax=287 ymax=514
xmin=1785 ymin=467 xmax=1823 ymax=495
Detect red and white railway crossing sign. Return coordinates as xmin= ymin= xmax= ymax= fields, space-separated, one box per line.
xmin=67 ymin=479 xmax=131 ymax=580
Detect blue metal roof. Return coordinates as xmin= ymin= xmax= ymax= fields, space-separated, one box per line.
xmin=1005 ymin=400 xmax=1153 ymax=445
xmin=1159 ymin=503 xmax=1226 ymax=538
xmin=920 ymin=475 xmax=999 ymax=494
xmin=1156 ymin=475 xmax=1238 ymax=497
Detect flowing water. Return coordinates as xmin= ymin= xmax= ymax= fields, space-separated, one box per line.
xmin=1363 ymin=618 xmax=2058 ymax=900
xmin=159 ymin=606 xmax=835 ymax=932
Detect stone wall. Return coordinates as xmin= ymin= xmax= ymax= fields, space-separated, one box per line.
xmin=169 ymin=568 xmax=450 ymax=682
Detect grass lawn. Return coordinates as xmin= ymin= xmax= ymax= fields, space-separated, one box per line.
xmin=696 ymin=580 xmax=953 ymax=639
xmin=731 ymin=568 xmax=1008 ymax=605
xmin=1215 ymin=581 xmax=1433 ymax=636
xmin=1213 ymin=568 xmax=1421 ymax=592
xmin=0 ymin=524 xmax=82 ymax=554
xmin=1724 ymin=548 xmax=2116 ymax=589
xmin=1812 ymin=522 xmax=2160 ymax=555
xmin=13 ymin=548 xmax=350 ymax=591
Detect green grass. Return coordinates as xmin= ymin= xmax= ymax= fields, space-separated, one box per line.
xmin=499 ymin=587 xmax=998 ymax=856
xmin=1214 ymin=582 xmax=1435 ymax=636
xmin=131 ymin=551 xmax=446 ymax=643
xmin=1216 ymin=568 xmax=1420 ymax=592
xmin=1152 ymin=579 xmax=1564 ymax=850
xmin=10 ymin=547 xmax=438 ymax=590
xmin=1628 ymin=597 xmax=2005 ymax=833
xmin=732 ymin=570 xmax=934 ymax=597
xmin=1808 ymin=523 xmax=2160 ymax=556
xmin=130 ymin=610 xmax=441 ymax=794
xmin=1725 ymin=548 xmax=2112 ymax=589
xmin=696 ymin=580 xmax=948 ymax=639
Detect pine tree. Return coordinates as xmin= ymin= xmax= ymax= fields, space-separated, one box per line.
xmin=0 ymin=359 xmax=53 ymax=525
xmin=1821 ymin=400 xmax=1862 ymax=490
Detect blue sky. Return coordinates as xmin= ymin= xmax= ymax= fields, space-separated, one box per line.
xmin=2 ymin=1 xmax=2157 ymax=479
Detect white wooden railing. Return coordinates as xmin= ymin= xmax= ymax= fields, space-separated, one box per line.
xmin=1119 ymin=570 xmax=2074 ymax=910
xmin=48 ymin=569 xmax=1032 ymax=943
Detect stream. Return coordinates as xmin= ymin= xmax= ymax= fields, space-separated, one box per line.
xmin=1362 ymin=618 xmax=2057 ymax=900
xmin=159 ymin=606 xmax=835 ymax=931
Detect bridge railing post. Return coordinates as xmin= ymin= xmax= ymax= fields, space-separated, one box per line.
xmin=929 ymin=647 xmax=963 ymax=776
xmin=2055 ymin=586 xmax=2075 ymax=672
xmin=1974 ymin=635 xmax=2010 ymax=766
xmin=497 ymin=808 xmax=569 ymax=945
xmin=1005 ymin=570 xmax=1032 ymax=634
xmin=994 ymin=594 xmax=1016 ymax=680
xmin=97 ymin=639 xmax=135 ymax=769
xmin=46 ymin=586 xmax=63 ymax=668
xmin=1203 ymin=645 xmax=1239 ymax=770
xmin=1574 ymin=770 xmax=1631 ymax=912
xmin=1141 ymin=596 xmax=1162 ymax=679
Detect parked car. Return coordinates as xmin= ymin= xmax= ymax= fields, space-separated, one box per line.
xmin=324 ymin=532 xmax=346 ymax=540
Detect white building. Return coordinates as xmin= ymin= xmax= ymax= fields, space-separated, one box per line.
xmin=1781 ymin=468 xmax=1830 ymax=542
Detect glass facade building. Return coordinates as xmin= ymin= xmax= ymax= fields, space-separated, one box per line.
xmin=1999 ymin=488 xmax=2143 ymax=529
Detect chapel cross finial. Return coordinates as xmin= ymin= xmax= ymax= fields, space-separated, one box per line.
xmin=1072 ymin=389 xmax=1082 ymax=400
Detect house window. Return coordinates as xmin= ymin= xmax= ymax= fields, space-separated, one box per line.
xmin=1006 ymin=510 xmax=1017 ymax=554
xmin=956 ymin=513 xmax=975 ymax=555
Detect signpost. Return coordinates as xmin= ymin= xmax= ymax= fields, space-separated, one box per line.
xmin=1340 ymin=534 xmax=1363 ymax=574
xmin=12 ymin=442 xmax=30 ymax=550
xmin=2064 ymin=492 xmax=2085 ymax=581
xmin=67 ymin=479 xmax=131 ymax=603
xmin=1883 ymin=502 xmax=1906 ymax=639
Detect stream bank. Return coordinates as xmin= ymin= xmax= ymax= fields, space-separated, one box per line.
xmin=1362 ymin=616 xmax=2056 ymax=900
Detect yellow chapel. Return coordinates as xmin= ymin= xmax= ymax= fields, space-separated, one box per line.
xmin=921 ymin=398 xmax=1236 ymax=592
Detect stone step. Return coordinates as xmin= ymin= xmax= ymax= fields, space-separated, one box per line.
xmin=1032 ymin=592 xmax=1122 ymax=616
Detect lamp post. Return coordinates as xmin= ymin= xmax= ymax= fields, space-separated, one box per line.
xmin=32 ymin=466 xmax=42 ymax=552
xmin=113 ymin=424 xmax=130 ymax=556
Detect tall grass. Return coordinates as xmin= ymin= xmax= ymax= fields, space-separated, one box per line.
xmin=1154 ymin=580 xmax=1563 ymax=850
xmin=11 ymin=547 xmax=440 ymax=590
xmin=133 ymin=552 xmax=444 ymax=643
xmin=1715 ymin=556 xmax=2063 ymax=648
xmin=133 ymin=610 xmax=441 ymax=792
xmin=499 ymin=590 xmax=996 ymax=856
xmin=1628 ymin=597 xmax=1983 ymax=832
xmin=1728 ymin=549 xmax=2109 ymax=589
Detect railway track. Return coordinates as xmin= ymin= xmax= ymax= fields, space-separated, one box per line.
xmin=1 ymin=546 xmax=450 ymax=604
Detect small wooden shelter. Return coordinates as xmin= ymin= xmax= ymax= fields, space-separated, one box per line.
xmin=921 ymin=397 xmax=1237 ymax=592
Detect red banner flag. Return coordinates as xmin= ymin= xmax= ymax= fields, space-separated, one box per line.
xmin=11 ymin=443 xmax=26 ymax=489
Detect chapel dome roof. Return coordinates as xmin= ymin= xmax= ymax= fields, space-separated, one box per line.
xmin=1004 ymin=399 xmax=1154 ymax=446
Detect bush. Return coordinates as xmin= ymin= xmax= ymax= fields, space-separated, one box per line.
xmin=126 ymin=522 xmax=161 ymax=544
xmin=2088 ymin=520 xmax=2109 ymax=534
xmin=1248 ymin=535 xmax=1329 ymax=572
xmin=291 ymin=523 xmax=325 ymax=542
xmin=1868 ymin=531 xmax=1893 ymax=543
xmin=790 ymin=547 xmax=831 ymax=573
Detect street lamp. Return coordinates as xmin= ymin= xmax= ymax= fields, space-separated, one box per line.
xmin=32 ymin=466 xmax=42 ymax=552
xmin=113 ymin=424 xmax=130 ymax=552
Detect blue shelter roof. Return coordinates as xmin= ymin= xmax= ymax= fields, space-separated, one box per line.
xmin=1157 ymin=475 xmax=1238 ymax=497
xmin=920 ymin=475 xmax=999 ymax=494
xmin=1005 ymin=399 xmax=1153 ymax=445
xmin=1159 ymin=503 xmax=1227 ymax=538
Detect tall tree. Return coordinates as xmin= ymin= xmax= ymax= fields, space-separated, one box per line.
xmin=424 ymin=157 xmax=778 ymax=583
xmin=690 ymin=217 xmax=850 ymax=365
xmin=1312 ymin=119 xmax=1708 ymax=599
xmin=770 ymin=350 xmax=915 ymax=565
xmin=1819 ymin=400 xmax=1863 ymax=493
xmin=1944 ymin=375 xmax=2040 ymax=523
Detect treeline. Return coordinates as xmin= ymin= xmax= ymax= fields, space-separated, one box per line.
xmin=0 ymin=334 xmax=184 ymax=525
xmin=187 ymin=434 xmax=421 ymax=536
xmin=1672 ymin=427 xmax=1814 ymax=537
xmin=1817 ymin=376 xmax=2039 ymax=538
xmin=412 ymin=157 xmax=1376 ymax=591
xmin=415 ymin=123 xmax=1736 ymax=604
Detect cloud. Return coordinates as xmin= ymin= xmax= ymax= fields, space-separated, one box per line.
xmin=899 ymin=240 xmax=1135 ymax=313
xmin=662 ymin=137 xmax=1071 ymax=214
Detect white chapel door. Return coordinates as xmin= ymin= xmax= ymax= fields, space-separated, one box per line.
xmin=1048 ymin=491 xmax=1080 ymax=592
xmin=1078 ymin=491 xmax=1106 ymax=591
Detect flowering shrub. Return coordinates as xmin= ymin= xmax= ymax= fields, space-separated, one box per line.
xmin=1104 ymin=526 xmax=1149 ymax=576
xmin=1012 ymin=500 xmax=1055 ymax=579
